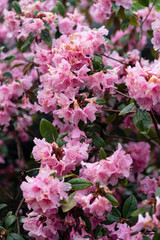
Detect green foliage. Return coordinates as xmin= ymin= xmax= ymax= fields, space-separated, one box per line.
xmin=68 ymin=178 xmax=93 ymax=190
xmin=133 ymin=108 xmax=152 ymax=135
xmin=104 ymin=193 xmax=119 ymax=206
xmin=41 ymin=30 xmax=52 ymax=48
xmin=12 ymin=1 xmax=22 ymax=14
xmin=56 ymin=1 xmax=66 ymax=17
xmin=137 ymin=0 xmax=149 ymax=7
xmin=62 ymin=192 xmax=77 ymax=212
xmin=99 ymin=147 xmax=107 ymax=159
xmin=123 ymin=195 xmax=137 ymax=219
xmin=92 ymin=135 xmax=105 ymax=147
xmin=119 ymin=102 xmax=135 ymax=115
xmin=40 ymin=118 xmax=58 ymax=143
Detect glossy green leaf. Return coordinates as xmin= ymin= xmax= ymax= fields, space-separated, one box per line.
xmin=5 ymin=215 xmax=16 ymax=229
xmin=3 ymin=72 xmax=13 ymax=79
xmin=123 ymin=195 xmax=137 ymax=219
xmin=119 ymin=102 xmax=135 ymax=115
xmin=62 ymin=192 xmax=77 ymax=212
xmin=4 ymin=55 xmax=15 ymax=64
xmin=143 ymin=236 xmax=151 ymax=240
xmin=100 ymin=147 xmax=107 ymax=159
xmin=137 ymin=0 xmax=149 ymax=7
xmin=133 ymin=108 xmax=152 ymax=135
xmin=56 ymin=1 xmax=65 ymax=17
xmin=156 ymin=187 xmax=160 ymax=197
xmin=92 ymin=135 xmax=105 ymax=147
xmin=96 ymin=97 xmax=106 ymax=105
xmin=104 ymin=193 xmax=119 ymax=206
xmin=12 ymin=1 xmax=22 ymax=14
xmin=103 ymin=65 xmax=114 ymax=70
xmin=40 ymin=118 xmax=58 ymax=143
xmin=41 ymin=30 xmax=52 ymax=48
xmin=7 ymin=233 xmax=24 ymax=240
xmin=121 ymin=18 xmax=130 ymax=32
xmin=0 ymin=203 xmax=7 ymax=210
xmin=68 ymin=178 xmax=93 ymax=190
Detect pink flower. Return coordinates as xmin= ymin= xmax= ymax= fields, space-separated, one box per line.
xmin=81 ymin=144 xmax=132 ymax=186
xmin=132 ymin=213 xmax=153 ymax=232
xmin=125 ymin=142 xmax=150 ymax=173
xmin=32 ymin=138 xmax=53 ymax=161
xmin=139 ymin=176 xmax=158 ymax=198
xmin=21 ymin=167 xmax=71 ymax=216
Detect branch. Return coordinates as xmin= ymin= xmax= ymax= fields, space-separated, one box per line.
xmin=139 ymin=0 xmax=156 ymax=62
xmin=14 ymin=132 xmax=25 ymax=170
xmin=103 ymin=54 xmax=128 ymax=66
xmin=114 ymin=89 xmax=130 ymax=98
xmin=150 ymin=109 xmax=160 ymax=141
xmin=15 ymin=198 xmax=24 ymax=235
xmin=0 ymin=185 xmax=14 ymax=200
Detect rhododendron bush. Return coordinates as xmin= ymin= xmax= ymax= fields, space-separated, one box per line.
xmin=1 ymin=0 xmax=160 ymax=239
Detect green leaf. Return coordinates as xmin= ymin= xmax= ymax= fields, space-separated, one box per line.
xmin=156 ymin=187 xmax=160 ymax=197
xmin=92 ymin=55 xmax=103 ymax=72
xmin=0 ymin=203 xmax=7 ymax=210
xmin=120 ymin=34 xmax=130 ymax=44
xmin=81 ymin=215 xmax=92 ymax=233
xmin=123 ymin=195 xmax=137 ymax=219
xmin=56 ymin=132 xmax=68 ymax=147
xmin=62 ymin=192 xmax=77 ymax=212
xmin=121 ymin=18 xmax=130 ymax=32
xmin=4 ymin=55 xmax=16 ymax=64
xmin=100 ymin=147 xmax=107 ymax=159
xmin=7 ymin=233 xmax=24 ymax=240
xmin=40 ymin=118 xmax=58 ymax=143
xmin=131 ymin=206 xmax=147 ymax=217
xmin=137 ymin=0 xmax=149 ymax=7
xmin=56 ymin=137 xmax=66 ymax=148
xmin=0 ymin=46 xmax=5 ymax=53
xmin=104 ymin=193 xmax=119 ymax=206
xmin=44 ymin=21 xmax=52 ymax=30
xmin=119 ymin=102 xmax=135 ymax=115
xmin=103 ymin=65 xmax=114 ymax=70
xmin=96 ymin=97 xmax=106 ymax=105
xmin=153 ymin=233 xmax=160 ymax=240
xmin=105 ymin=113 xmax=117 ymax=124
xmin=68 ymin=178 xmax=93 ymax=190
xmin=106 ymin=213 xmax=120 ymax=224
xmin=3 ymin=72 xmax=13 ymax=79
xmin=93 ymin=225 xmax=103 ymax=239
xmin=12 ymin=1 xmax=22 ymax=14
xmin=112 ymin=2 xmax=120 ymax=13
xmin=133 ymin=108 xmax=152 ymax=135
xmin=143 ymin=236 xmax=151 ymax=240
xmin=5 ymin=215 xmax=16 ymax=229
xmin=56 ymin=1 xmax=65 ymax=17
xmin=41 ymin=30 xmax=52 ymax=48
xmin=58 ymin=173 xmax=77 ymax=180
xmin=33 ymin=10 xmax=39 ymax=17
xmin=124 ymin=9 xmax=133 ymax=17
xmin=92 ymin=135 xmax=105 ymax=147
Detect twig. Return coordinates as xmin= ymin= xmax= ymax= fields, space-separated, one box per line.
xmin=103 ymin=54 xmax=128 ymax=66
xmin=15 ymin=198 xmax=24 ymax=235
xmin=26 ymin=168 xmax=40 ymax=173
xmin=150 ymin=109 xmax=160 ymax=141
xmin=103 ymin=108 xmax=121 ymax=113
xmin=139 ymin=0 xmax=156 ymax=62
xmin=0 ymin=185 xmax=14 ymax=200
xmin=14 ymin=132 xmax=25 ymax=170
xmin=114 ymin=89 xmax=130 ymax=98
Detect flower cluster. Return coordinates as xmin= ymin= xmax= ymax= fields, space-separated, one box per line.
xmin=1 ymin=0 xmax=160 ymax=240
